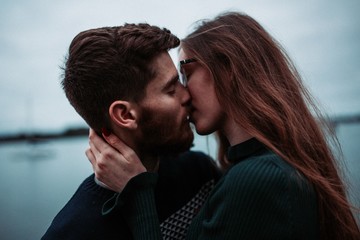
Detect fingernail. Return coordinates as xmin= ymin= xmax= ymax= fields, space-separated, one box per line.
xmin=101 ymin=127 xmax=111 ymax=137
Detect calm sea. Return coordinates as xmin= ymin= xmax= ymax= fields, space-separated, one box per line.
xmin=0 ymin=124 xmax=359 ymax=239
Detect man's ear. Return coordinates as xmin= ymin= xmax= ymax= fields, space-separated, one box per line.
xmin=109 ymin=100 xmax=138 ymax=129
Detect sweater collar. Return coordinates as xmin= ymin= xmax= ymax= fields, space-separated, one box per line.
xmin=227 ymin=138 xmax=266 ymax=163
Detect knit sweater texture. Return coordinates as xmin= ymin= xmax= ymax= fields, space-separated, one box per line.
xmin=41 ymin=151 xmax=220 ymax=240
xmin=120 ymin=138 xmax=319 ymax=239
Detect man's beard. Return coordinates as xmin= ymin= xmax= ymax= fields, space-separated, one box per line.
xmin=137 ymin=107 xmax=194 ymax=156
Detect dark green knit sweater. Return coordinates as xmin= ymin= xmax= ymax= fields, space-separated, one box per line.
xmin=121 ymin=138 xmax=319 ymax=239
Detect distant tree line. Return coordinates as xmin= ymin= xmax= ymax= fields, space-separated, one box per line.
xmin=0 ymin=113 xmax=359 ymax=144
xmin=0 ymin=127 xmax=88 ymax=143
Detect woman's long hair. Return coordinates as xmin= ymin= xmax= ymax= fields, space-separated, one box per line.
xmin=182 ymin=12 xmax=359 ymax=239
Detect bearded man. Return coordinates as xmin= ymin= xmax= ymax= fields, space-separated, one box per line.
xmin=42 ymin=23 xmax=220 ymax=240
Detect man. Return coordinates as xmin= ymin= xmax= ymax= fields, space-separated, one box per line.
xmin=42 ymin=23 xmax=220 ymax=239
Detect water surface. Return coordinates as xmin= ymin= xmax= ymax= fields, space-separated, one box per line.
xmin=0 ymin=125 xmax=359 ymax=239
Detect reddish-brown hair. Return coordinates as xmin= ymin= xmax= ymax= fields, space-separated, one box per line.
xmin=182 ymin=12 xmax=359 ymax=239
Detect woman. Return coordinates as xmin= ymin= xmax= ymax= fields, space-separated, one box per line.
xmin=88 ymin=12 xmax=359 ymax=239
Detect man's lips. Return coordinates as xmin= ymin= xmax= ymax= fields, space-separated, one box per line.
xmin=182 ymin=112 xmax=191 ymax=124
xmin=189 ymin=107 xmax=196 ymax=123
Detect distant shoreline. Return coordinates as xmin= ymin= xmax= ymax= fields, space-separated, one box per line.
xmin=1 ymin=114 xmax=359 ymax=144
xmin=0 ymin=127 xmax=89 ymax=144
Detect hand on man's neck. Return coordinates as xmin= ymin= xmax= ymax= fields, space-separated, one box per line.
xmin=112 ymin=129 xmax=160 ymax=173
xmin=130 ymin=142 xmax=160 ymax=173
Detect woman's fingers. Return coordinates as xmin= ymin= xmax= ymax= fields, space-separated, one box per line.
xmin=85 ymin=147 xmax=96 ymax=166
xmin=102 ymin=131 xmax=138 ymax=162
xmin=86 ymin=128 xmax=146 ymax=192
xmin=102 ymin=131 xmax=142 ymax=166
xmin=89 ymin=129 xmax=105 ymax=154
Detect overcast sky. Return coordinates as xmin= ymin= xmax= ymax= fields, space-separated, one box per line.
xmin=0 ymin=0 xmax=359 ymax=134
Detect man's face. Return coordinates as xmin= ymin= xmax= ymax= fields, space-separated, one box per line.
xmin=137 ymin=52 xmax=194 ymax=155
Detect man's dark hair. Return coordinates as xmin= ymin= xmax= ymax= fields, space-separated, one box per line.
xmin=62 ymin=23 xmax=180 ymax=133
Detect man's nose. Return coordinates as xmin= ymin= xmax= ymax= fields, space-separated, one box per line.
xmin=180 ymin=85 xmax=191 ymax=107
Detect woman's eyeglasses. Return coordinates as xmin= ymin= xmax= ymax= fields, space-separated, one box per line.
xmin=178 ymin=58 xmax=197 ymax=87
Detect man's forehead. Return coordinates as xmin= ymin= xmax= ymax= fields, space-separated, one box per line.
xmin=146 ymin=52 xmax=178 ymax=90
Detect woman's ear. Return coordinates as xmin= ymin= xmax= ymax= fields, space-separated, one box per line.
xmin=109 ymin=100 xmax=138 ymax=129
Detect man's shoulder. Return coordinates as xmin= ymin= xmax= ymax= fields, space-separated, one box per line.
xmin=178 ymin=150 xmax=216 ymax=166
xmin=42 ymin=174 xmax=129 ymax=240
xmin=156 ymin=151 xmax=220 ymax=225
xmin=160 ymin=150 xmax=220 ymax=179
xmin=61 ymin=174 xmax=126 ymax=221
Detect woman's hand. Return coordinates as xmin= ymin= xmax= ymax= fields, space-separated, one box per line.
xmin=85 ymin=129 xmax=146 ymax=192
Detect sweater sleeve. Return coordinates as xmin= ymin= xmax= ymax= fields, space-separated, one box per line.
xmin=185 ymin=156 xmax=317 ymax=239
xmin=118 ymin=172 xmax=163 ymax=240
xmin=102 ymin=151 xmax=222 ymax=240
xmin=41 ymin=174 xmax=125 ymax=240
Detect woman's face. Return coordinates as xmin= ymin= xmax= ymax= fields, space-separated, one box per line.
xmin=178 ymin=49 xmax=225 ymax=135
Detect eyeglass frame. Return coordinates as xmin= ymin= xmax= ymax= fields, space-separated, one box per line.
xmin=178 ymin=58 xmax=197 ymax=87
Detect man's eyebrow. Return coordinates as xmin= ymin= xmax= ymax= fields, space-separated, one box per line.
xmin=162 ymin=73 xmax=179 ymax=90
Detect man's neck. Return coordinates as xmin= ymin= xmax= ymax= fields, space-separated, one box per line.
xmin=140 ymin=154 xmax=160 ymax=172
xmin=113 ymin=129 xmax=160 ymax=172
xmin=124 ymin=141 xmax=160 ymax=173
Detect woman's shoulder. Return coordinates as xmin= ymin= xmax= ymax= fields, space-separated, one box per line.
xmin=229 ymin=150 xmax=294 ymax=173
xmin=206 ymin=151 xmax=318 ymax=239
xmin=225 ymin=151 xmax=312 ymax=194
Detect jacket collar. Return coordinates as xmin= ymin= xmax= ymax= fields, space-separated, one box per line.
xmin=227 ymin=138 xmax=267 ymax=163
